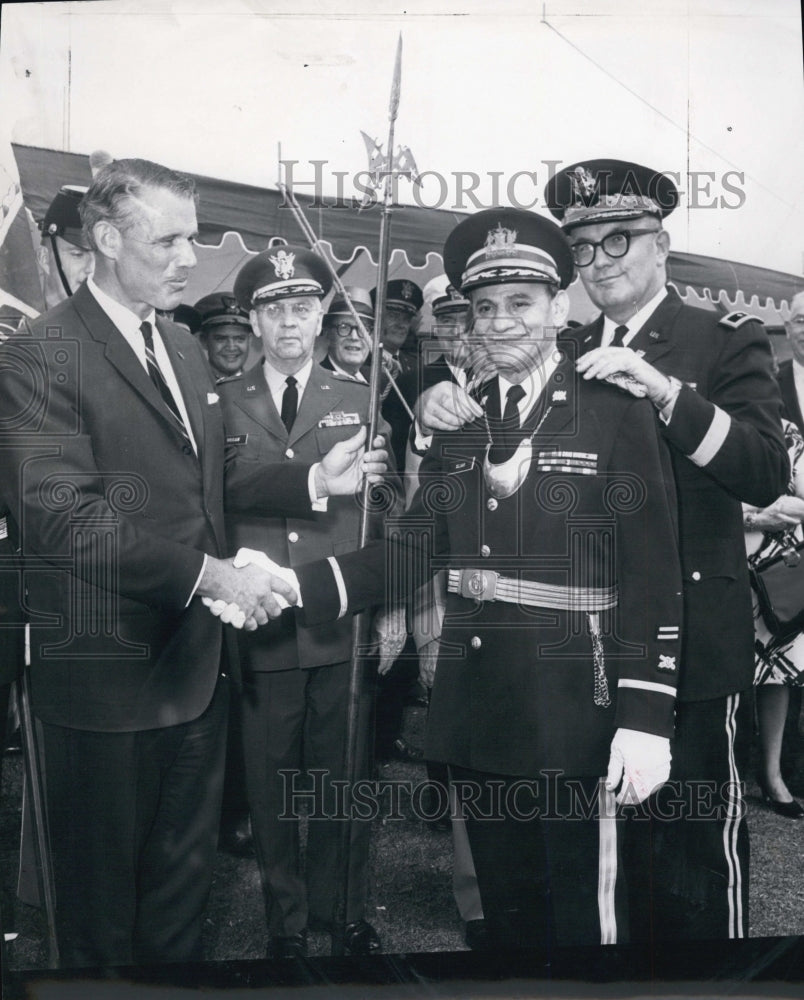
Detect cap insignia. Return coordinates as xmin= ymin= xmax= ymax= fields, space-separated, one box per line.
xmin=570 ymin=165 xmax=597 ymax=200
xmin=269 ymin=250 xmax=295 ymax=280
xmin=221 ymin=294 xmax=240 ymax=314
xmin=401 ymin=281 xmax=414 ymax=300
xmin=484 ymin=224 xmax=517 ymax=256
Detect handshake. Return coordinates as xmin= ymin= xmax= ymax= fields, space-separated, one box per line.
xmin=199 ymin=548 xmax=299 ymax=631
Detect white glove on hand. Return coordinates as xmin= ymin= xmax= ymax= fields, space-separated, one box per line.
xmin=201 ymin=548 xmax=299 ymax=626
xmin=371 ymin=605 xmax=408 ymax=675
xmin=605 ymin=728 xmax=671 ymax=805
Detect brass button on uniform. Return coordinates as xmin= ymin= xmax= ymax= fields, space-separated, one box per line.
xmin=470 ymin=636 xmax=482 ymax=650
xmin=288 ymin=531 xmax=299 ymax=543
xmin=691 ymin=570 xmax=701 ymax=581
xmin=480 ymin=544 xmax=491 ymax=558
xmin=285 ymin=448 xmax=295 ymax=459
xmin=486 ymin=498 xmax=498 ymax=512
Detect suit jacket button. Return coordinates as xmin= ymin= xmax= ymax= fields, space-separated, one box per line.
xmin=480 ymin=544 xmax=491 ymax=558
xmin=285 ymin=448 xmax=295 ymax=459
xmin=288 ymin=531 xmax=299 ymax=543
xmin=691 ymin=570 xmax=701 ymax=581
xmin=486 ymin=498 xmax=498 ymax=512
xmin=182 ymin=444 xmax=192 ymax=455
xmin=470 ymin=636 xmax=482 ymax=650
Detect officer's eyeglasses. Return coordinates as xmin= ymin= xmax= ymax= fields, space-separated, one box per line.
xmin=256 ymin=301 xmax=317 ymax=320
xmin=332 ymin=323 xmax=369 ymax=338
xmin=570 ymin=229 xmax=660 ymax=267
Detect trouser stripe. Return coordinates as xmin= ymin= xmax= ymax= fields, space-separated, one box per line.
xmin=597 ymin=782 xmax=618 ymax=945
xmin=723 ymin=692 xmax=745 ymax=938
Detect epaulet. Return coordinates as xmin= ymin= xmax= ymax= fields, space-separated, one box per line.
xmin=215 ymin=371 xmax=243 ymax=385
xmin=718 ymin=311 xmax=759 ymax=330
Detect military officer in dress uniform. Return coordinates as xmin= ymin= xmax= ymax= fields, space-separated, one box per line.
xmin=544 ymin=159 xmax=789 ymax=941
xmin=250 ymin=208 xmax=685 ymax=948
xmin=194 ymin=292 xmax=252 ymax=382
xmin=221 ymin=248 xmax=398 ymax=959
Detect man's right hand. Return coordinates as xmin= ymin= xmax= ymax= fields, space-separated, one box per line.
xmin=415 ymin=381 xmax=482 ymax=434
xmin=197 ymin=555 xmax=298 ymax=631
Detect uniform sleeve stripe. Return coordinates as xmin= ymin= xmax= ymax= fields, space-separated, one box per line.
xmin=326 ymin=556 xmax=348 ymax=619
xmin=618 ymin=679 xmax=677 ymax=697
xmin=689 ymin=406 xmax=731 ymax=467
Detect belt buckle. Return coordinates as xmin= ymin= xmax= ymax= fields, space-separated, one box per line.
xmin=459 ymin=569 xmax=499 ymax=601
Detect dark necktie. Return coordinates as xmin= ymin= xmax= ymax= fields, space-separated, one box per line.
xmin=488 ymin=382 xmax=526 ymax=464
xmin=139 ymin=321 xmax=192 ymax=448
xmin=281 ymin=375 xmax=298 ymax=433
xmin=611 ymin=324 xmax=629 ymax=347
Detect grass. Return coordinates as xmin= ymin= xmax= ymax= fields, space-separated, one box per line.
xmin=2 ymin=701 xmax=803 ymax=972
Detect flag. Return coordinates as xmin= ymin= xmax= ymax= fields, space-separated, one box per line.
xmin=0 ymin=147 xmax=43 ymax=337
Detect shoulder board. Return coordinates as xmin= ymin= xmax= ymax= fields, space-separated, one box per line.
xmin=718 ymin=311 xmax=759 ymax=330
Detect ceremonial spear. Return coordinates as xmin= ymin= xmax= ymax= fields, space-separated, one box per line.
xmin=283 ymin=35 xmax=406 ymax=955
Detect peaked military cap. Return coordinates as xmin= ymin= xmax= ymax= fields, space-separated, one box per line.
xmin=370 ymin=279 xmax=423 ymax=315
xmin=234 ymin=246 xmax=332 ymax=309
xmin=544 ymin=159 xmax=679 ymax=231
xmin=432 ymin=282 xmax=471 ymax=317
xmin=443 ymin=207 xmax=574 ymax=292
xmin=326 ymin=286 xmax=374 ymax=321
xmin=41 ymin=185 xmax=91 ymax=249
xmin=194 ymin=292 xmax=250 ymax=330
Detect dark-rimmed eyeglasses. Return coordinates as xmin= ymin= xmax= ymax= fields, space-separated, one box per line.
xmin=331 ymin=322 xmax=370 ymax=338
xmin=570 ymin=229 xmax=660 ymax=267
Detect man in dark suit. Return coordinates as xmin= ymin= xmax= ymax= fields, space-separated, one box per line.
xmin=221 ymin=250 xmax=398 ymax=958
xmin=778 ymin=289 xmax=804 ymax=433
xmin=543 ymin=159 xmax=789 ymax=940
xmin=248 ymin=208 xmax=685 ymax=948
xmin=0 ymin=160 xmax=385 ymax=968
xmin=320 ymin=286 xmax=372 ymax=382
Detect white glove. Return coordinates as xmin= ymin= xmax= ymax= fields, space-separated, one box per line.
xmin=371 ymin=605 xmax=408 ymax=675
xmin=605 ymin=727 xmax=671 ymax=805
xmin=201 ymin=548 xmax=300 ymax=625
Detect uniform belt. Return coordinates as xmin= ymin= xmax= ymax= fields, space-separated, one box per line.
xmin=447 ymin=569 xmax=618 ymax=611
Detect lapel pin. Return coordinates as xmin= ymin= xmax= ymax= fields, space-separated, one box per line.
xmin=649 ymin=331 xmax=659 ymax=339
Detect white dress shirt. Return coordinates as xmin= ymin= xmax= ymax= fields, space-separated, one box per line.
xmin=601 ymin=286 xmax=668 ymax=348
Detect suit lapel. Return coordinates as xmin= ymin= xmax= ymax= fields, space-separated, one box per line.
xmin=233 ymin=363 xmax=287 ymax=443
xmin=71 ymin=285 xmax=196 ymax=443
xmin=625 ymin=287 xmax=681 ymax=366
xmin=290 ymin=367 xmax=345 ymax=445
xmin=157 ymin=316 xmax=206 ymax=456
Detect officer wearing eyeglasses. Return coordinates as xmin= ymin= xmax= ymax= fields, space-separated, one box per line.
xmin=321 ymin=286 xmax=373 ymax=382
xmin=544 ymin=158 xmax=788 ymax=943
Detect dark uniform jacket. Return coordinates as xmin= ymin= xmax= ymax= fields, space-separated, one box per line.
xmin=0 ymin=285 xmax=314 ymax=731
xmin=777 ymin=359 xmax=804 ymax=435
xmin=297 ymin=343 xmax=684 ymax=779
xmin=221 ymin=361 xmax=394 ymax=672
xmin=578 ymin=287 xmax=789 ymax=702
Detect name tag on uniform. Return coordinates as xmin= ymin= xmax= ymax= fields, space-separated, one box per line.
xmin=537 ymin=450 xmax=598 ymax=475
xmin=446 ymin=457 xmax=476 ymax=475
xmin=226 ymin=434 xmax=248 ymax=445
xmin=319 ymin=411 xmax=360 ymax=427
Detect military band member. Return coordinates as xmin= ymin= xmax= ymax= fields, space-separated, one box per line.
xmin=243 ymin=208 xmax=685 ymax=948
xmin=544 ymin=158 xmax=789 ymax=941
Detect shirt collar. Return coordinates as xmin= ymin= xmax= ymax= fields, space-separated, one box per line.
xmin=87 ymin=276 xmax=156 ymax=336
xmin=602 ymin=285 xmax=668 ymax=345
xmin=262 ymin=356 xmax=314 ymax=397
